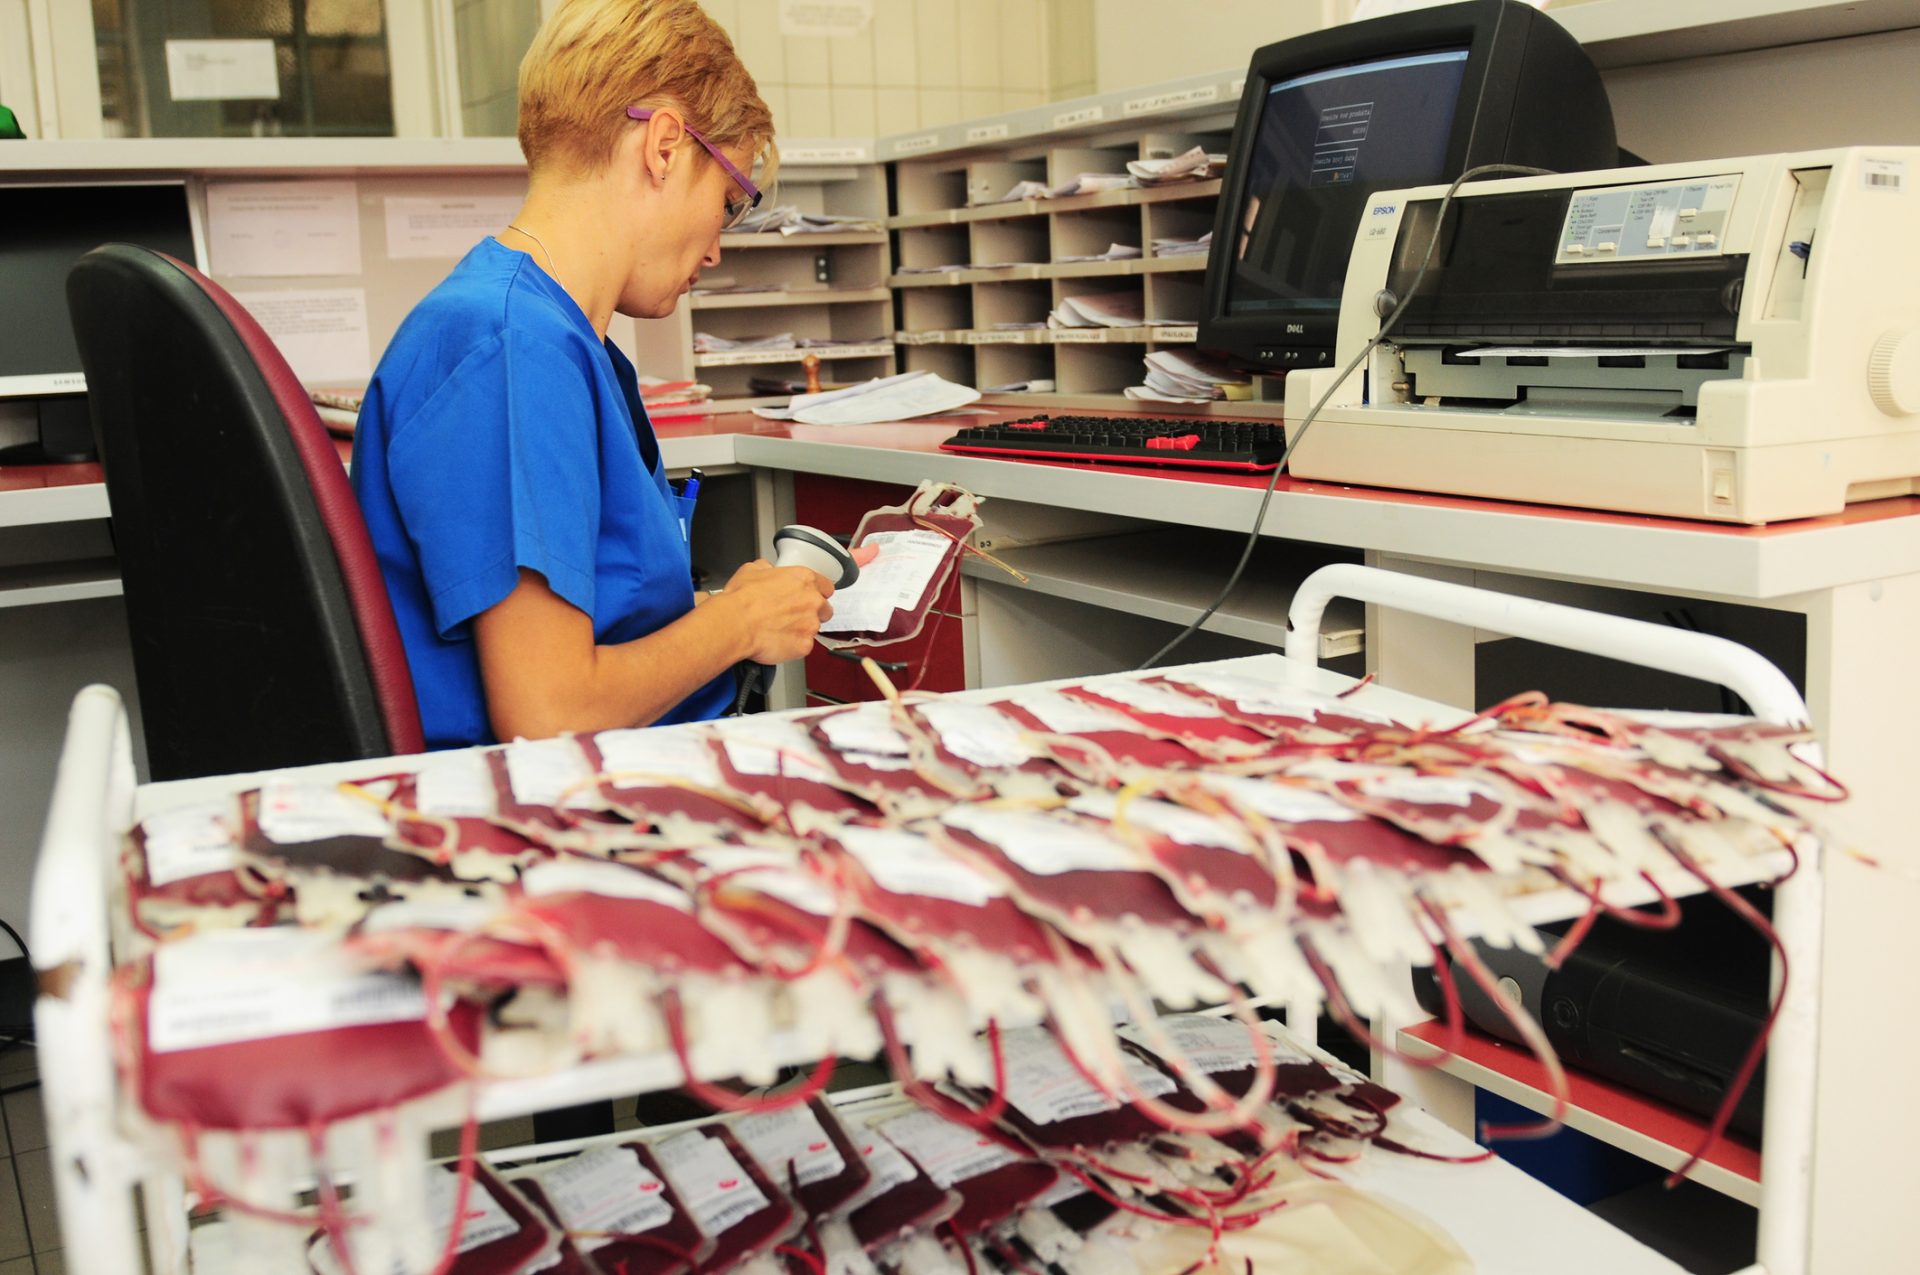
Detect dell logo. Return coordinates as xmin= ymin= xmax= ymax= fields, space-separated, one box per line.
xmin=1372 ymin=204 xmax=1396 ymax=216
xmin=1285 ymin=323 xmax=1305 ymax=334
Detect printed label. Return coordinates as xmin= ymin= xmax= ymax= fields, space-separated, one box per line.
xmin=818 ymin=706 xmax=913 ymax=756
xmin=652 ymin=1131 xmax=770 ymax=1236
xmin=1150 ymin=325 xmax=1198 ymax=343
xmin=783 ymin=144 xmax=870 ymax=163
xmin=309 ymin=1169 xmax=518 ymax=1274
xmin=1124 ymin=84 xmax=1220 ymax=116
xmin=837 ymin=825 xmax=1002 ymax=906
xmin=255 ymin=780 xmax=391 ymax=845
xmin=693 ymin=848 xmax=839 ymax=917
xmin=596 ymin=727 xmax=724 ymax=789
xmin=997 ymin=1027 xmax=1176 ymax=1125
xmin=1863 ymin=158 xmax=1907 ymax=192
xmin=1006 ymin=691 xmax=1139 ymax=735
xmin=1118 ymin=1014 xmax=1311 ymax=1076
xmin=894 ymin=133 xmax=941 ymax=155
xmin=966 ymin=123 xmax=1012 ymax=143
xmin=1067 ymin=792 xmax=1252 ymax=854
xmin=1169 ymin=670 xmax=1388 ymax=724
xmin=1197 ymin=774 xmax=1362 ymax=824
xmin=1049 ymin=328 xmax=1108 ymax=343
xmin=735 ymin=1106 xmax=848 ymax=1188
xmin=1052 ymin=106 xmax=1104 ymax=129
xmin=149 ymin=928 xmax=426 ymax=1053
xmin=847 ymin=1117 xmax=920 ymax=1206
xmin=532 ymin=1147 xmax=672 ymax=1252
xmin=919 ymin=700 xmax=1037 ymax=769
xmin=520 ymin=859 xmax=693 ymax=909
xmin=1230 ymin=78 xmax=1246 ymax=98
xmin=413 ymin=750 xmax=495 ymax=817
xmin=1077 ymin=678 xmax=1215 ymax=718
xmin=504 ymin=737 xmax=597 ymax=809
xmin=876 ymin=1110 xmax=1019 ymax=1187
xmin=941 ymin=806 xmax=1140 ymax=876
xmin=714 ymin=717 xmax=836 ymax=784
xmin=1361 ymin=773 xmax=1501 ymax=809
xmin=140 ymin=801 xmax=238 ymax=886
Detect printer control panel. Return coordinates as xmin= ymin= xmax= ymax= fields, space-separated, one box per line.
xmin=1556 ymin=175 xmax=1740 ymax=265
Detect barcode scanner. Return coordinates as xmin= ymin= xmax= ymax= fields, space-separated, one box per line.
xmin=731 ymin=524 xmax=862 ymax=714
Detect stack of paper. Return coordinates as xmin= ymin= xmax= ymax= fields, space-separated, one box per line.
xmin=689 ymin=281 xmax=783 ymax=296
xmin=638 ymin=376 xmax=714 ymax=422
xmin=754 ymin=370 xmax=981 ymax=426
xmin=693 ymin=332 xmax=796 ymax=353
xmin=983 ymin=378 xmax=1057 ymax=394
xmin=732 ymin=205 xmax=883 ymax=235
xmin=1055 ymin=243 xmax=1143 ymax=264
xmin=1124 ymin=350 xmax=1252 ymax=403
xmin=1048 ymin=292 xmax=1146 ymax=329
xmin=797 ymin=335 xmax=886 ymax=348
xmin=1152 ymin=231 xmax=1213 ymax=258
xmin=1051 ymin=172 xmax=1137 ymax=197
xmin=1127 ymin=146 xmax=1227 ymax=186
xmin=895 ymin=263 xmax=969 ymax=275
xmin=994 ymin=180 xmax=1054 ymax=203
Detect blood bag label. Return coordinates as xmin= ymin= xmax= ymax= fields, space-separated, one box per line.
xmin=1118 ymin=1014 xmax=1312 ymax=1075
xmin=1166 ymin=670 xmax=1390 ymax=724
xmin=140 ymin=801 xmax=239 ymax=886
xmin=817 ymin=706 xmax=913 ymax=757
xmin=149 ymin=928 xmax=427 ymax=1053
xmin=596 ymin=728 xmax=724 ymax=788
xmin=694 ymin=849 xmax=839 ymax=917
xmin=999 ymin=1027 xmax=1176 ymax=1124
xmin=1003 ymin=691 xmax=1140 ymax=735
xmin=837 ymin=825 xmax=1003 ymax=905
xmin=876 ymin=1109 xmax=1019 ymax=1187
xmin=715 ymin=717 xmax=836 ymax=784
xmin=819 ymin=529 xmax=948 ymax=635
xmin=941 ymin=806 xmax=1141 ymax=876
xmin=413 ymin=750 xmax=495 ymax=817
xmin=504 ymin=738 xmax=597 ymax=808
xmin=520 ymin=859 xmax=693 ymax=909
xmin=532 ymin=1147 xmax=673 ymax=1252
xmin=1361 ymin=774 xmax=1501 ymax=809
xmin=846 ymin=1112 xmax=921 ymax=1206
xmin=652 ymin=1131 xmax=770 ymax=1235
xmin=1198 ymin=774 xmax=1363 ymax=824
xmin=918 ymin=700 xmax=1039 ymax=769
xmin=1075 ymin=678 xmax=1216 ymax=718
xmin=735 ymin=1105 xmax=848 ymax=1187
xmin=256 ymin=781 xmax=391 ymax=845
xmin=1067 ymin=792 xmax=1253 ymax=854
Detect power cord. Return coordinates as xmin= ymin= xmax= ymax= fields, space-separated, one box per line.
xmin=1137 ymin=160 xmax=1556 ymax=671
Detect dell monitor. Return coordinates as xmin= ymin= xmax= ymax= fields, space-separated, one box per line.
xmin=0 ymin=181 xmax=200 ymax=463
xmin=1199 ymin=0 xmax=1619 ymax=377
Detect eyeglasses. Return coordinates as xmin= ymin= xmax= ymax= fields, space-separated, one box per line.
xmin=626 ymin=107 xmax=763 ymax=230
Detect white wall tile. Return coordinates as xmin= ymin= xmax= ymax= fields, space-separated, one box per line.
xmin=960 ymin=89 xmax=1001 ymax=123
xmin=759 ymin=83 xmax=791 ymax=134
xmin=998 ymin=0 xmax=1045 ymax=92
xmin=733 ymin=0 xmax=787 ymax=85
xmin=786 ymin=85 xmax=835 ymax=135
xmin=828 ymin=24 xmax=876 ymax=85
xmin=831 ymin=86 xmax=878 ymax=136
xmin=915 ymin=0 xmax=961 ymax=88
xmin=957 ymin=2 xmax=1000 ymax=92
xmin=785 ymin=35 xmax=832 ymax=85
xmin=872 ymin=1 xmax=918 ymax=87
xmin=917 ymin=86 xmax=961 ymax=127
xmin=701 ymin=0 xmax=741 ymax=35
xmin=874 ymin=86 xmax=919 ymax=132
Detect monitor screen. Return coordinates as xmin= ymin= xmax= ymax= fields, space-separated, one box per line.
xmin=0 ymin=182 xmax=198 ymax=397
xmin=1227 ymin=49 xmax=1469 ymax=319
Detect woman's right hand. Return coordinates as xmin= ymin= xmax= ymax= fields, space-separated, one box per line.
xmin=719 ymin=559 xmax=835 ymax=664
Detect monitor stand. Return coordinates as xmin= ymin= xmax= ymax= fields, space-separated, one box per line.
xmin=0 ymin=395 xmax=95 ymax=465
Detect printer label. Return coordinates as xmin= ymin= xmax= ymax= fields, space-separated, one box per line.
xmin=1862 ymin=158 xmax=1907 ymax=193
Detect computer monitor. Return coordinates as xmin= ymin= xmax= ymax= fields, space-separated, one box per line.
xmin=0 ymin=180 xmax=200 ymax=462
xmin=1198 ymin=0 xmax=1619 ymax=376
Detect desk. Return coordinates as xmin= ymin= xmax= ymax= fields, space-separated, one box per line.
xmin=5 ymin=404 xmax=1914 ymax=1268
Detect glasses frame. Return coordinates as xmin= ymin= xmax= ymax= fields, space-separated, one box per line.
xmin=626 ymin=106 xmax=763 ymax=229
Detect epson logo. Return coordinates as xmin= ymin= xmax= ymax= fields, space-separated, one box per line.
xmin=1285 ymin=323 xmax=1306 ymax=334
xmin=1372 ymin=204 xmax=1396 ymax=216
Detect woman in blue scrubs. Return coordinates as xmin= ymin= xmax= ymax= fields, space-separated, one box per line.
xmin=353 ymin=0 xmax=833 ymax=749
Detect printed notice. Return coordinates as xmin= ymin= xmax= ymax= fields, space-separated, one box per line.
xmin=165 ymin=39 xmax=279 ymax=101
xmin=384 ymin=195 xmax=522 ymax=259
xmin=532 ymin=1148 xmax=673 ymax=1252
xmin=208 ymin=180 xmax=362 ymax=277
xmin=779 ymin=0 xmax=874 ymax=36
xmin=735 ymin=1106 xmax=848 ymax=1188
xmin=652 ymin=1132 xmax=770 ymax=1235
xmin=230 ymin=288 xmax=372 ymax=384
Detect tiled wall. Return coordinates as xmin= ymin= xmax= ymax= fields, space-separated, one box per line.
xmin=452 ymin=0 xmax=1089 ymax=139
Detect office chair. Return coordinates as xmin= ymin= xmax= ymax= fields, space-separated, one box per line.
xmin=66 ymin=244 xmax=424 ymax=781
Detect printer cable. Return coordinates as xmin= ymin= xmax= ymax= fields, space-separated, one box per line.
xmin=1138 ymin=162 xmax=1556 ymax=671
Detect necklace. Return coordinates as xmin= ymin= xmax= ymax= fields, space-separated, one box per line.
xmin=504 ymin=222 xmax=558 ymax=275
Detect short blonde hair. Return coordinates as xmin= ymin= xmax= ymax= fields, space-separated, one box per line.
xmin=518 ymin=0 xmax=778 ymax=185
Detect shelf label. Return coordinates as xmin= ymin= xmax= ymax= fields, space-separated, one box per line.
xmin=966 ymin=122 xmax=1012 ymax=144
xmin=1052 ymin=105 xmax=1104 ymax=129
xmin=1124 ymin=84 xmax=1220 ymax=117
xmin=1231 ymin=78 xmax=1246 ymax=98
xmin=784 ymin=144 xmax=870 ymax=163
xmin=1151 ymin=325 xmax=1198 ymax=342
xmin=968 ymin=330 xmax=1031 ymax=344
xmin=1051 ymin=328 xmax=1107 ymax=343
xmin=894 ymin=133 xmax=940 ymax=156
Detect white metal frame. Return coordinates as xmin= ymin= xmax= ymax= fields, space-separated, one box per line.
xmin=28 ymin=566 xmax=1824 ymax=1274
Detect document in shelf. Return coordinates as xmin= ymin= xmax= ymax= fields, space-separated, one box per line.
xmin=383 ymin=194 xmax=521 ymax=259
xmin=754 ymin=370 xmax=981 ymax=426
xmin=1152 ymin=231 xmax=1214 ymax=258
xmin=230 ymin=287 xmax=372 ymax=384
xmin=165 ymin=39 xmax=278 ymax=101
xmin=693 ymin=331 xmax=796 ymax=353
xmin=207 ymin=179 xmax=362 ymax=277
xmin=820 ymin=528 xmax=950 ymax=634
xmin=1048 ymin=292 xmax=1145 ymax=329
xmin=1056 ymin=243 xmax=1144 ymax=263
xmin=1127 ymin=146 xmax=1226 ymax=185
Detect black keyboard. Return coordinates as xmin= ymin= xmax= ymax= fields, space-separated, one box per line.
xmin=941 ymin=414 xmax=1288 ymax=472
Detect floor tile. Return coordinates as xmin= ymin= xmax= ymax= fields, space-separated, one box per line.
xmin=0 ymin=1160 xmax=26 ymax=1262
xmin=0 ymin=1046 xmax=36 ymax=1083
xmin=35 ymin=1248 xmax=64 ymax=1275
xmin=13 ymin=1149 xmax=59 ymax=1254
xmin=0 ymin=1256 xmax=34 ymax=1273
xmin=3 ymin=1086 xmax=46 ymax=1154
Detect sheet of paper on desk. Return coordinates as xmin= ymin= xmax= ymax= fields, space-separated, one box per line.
xmin=207 ymin=179 xmax=362 ymax=277
xmin=230 ymin=287 xmax=372 ymax=384
xmin=819 ymin=528 xmax=949 ymax=634
xmin=383 ymin=194 xmax=521 ymax=259
xmin=755 ymin=370 xmax=980 ymax=425
xmin=1459 ymin=345 xmax=1730 ymax=359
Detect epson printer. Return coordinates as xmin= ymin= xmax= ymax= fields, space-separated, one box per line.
xmin=1286 ymin=148 xmax=1920 ymax=523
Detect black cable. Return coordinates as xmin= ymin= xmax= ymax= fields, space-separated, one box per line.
xmin=1138 ymin=160 xmax=1556 ymax=671
xmin=0 ymin=917 xmax=27 ymax=965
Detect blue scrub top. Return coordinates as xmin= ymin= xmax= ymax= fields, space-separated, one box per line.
xmin=352 ymin=237 xmax=733 ymax=750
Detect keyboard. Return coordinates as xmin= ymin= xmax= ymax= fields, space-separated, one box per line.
xmin=941 ymin=414 xmax=1288 ymax=472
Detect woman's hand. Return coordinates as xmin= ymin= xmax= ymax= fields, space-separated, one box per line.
xmin=718 ymin=559 xmax=835 ymax=664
